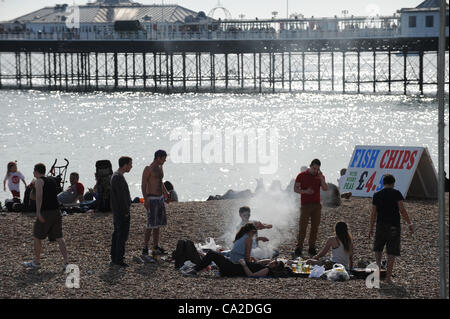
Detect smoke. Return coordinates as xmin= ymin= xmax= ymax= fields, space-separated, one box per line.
xmin=219 ymin=181 xmax=300 ymax=258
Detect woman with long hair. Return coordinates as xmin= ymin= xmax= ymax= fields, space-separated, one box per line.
xmin=180 ymin=223 xmax=287 ymax=277
xmin=305 ymin=221 xmax=354 ymax=270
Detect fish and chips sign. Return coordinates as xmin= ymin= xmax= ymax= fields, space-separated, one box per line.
xmin=340 ymin=146 xmax=438 ymax=199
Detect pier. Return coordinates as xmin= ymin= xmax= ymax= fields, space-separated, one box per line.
xmin=0 ymin=1 xmax=448 ymax=94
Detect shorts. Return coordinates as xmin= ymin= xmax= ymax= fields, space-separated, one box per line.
xmin=33 ymin=209 xmax=63 ymax=242
xmin=373 ymin=224 xmax=401 ymax=256
xmin=146 ymin=195 xmax=167 ymax=229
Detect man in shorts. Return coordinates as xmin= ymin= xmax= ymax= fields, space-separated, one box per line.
xmin=23 ymin=163 xmax=69 ymax=270
xmin=141 ymin=150 xmax=169 ymax=260
xmin=369 ymin=174 xmax=414 ymax=284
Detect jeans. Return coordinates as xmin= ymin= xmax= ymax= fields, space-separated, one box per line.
xmin=194 ymin=251 xmax=245 ymax=277
xmin=296 ymin=203 xmax=322 ymax=250
xmin=110 ymin=213 xmax=130 ymax=264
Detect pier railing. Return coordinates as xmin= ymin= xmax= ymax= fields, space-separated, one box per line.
xmin=0 ymin=28 xmax=401 ymax=41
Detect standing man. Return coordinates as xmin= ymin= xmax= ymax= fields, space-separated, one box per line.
xmin=141 ymin=150 xmax=169 ymax=260
xmin=293 ymin=159 xmax=328 ymax=257
xmin=23 ymin=163 xmax=69 ymax=270
xmin=369 ymin=174 xmax=414 ymax=285
xmin=110 ymin=156 xmax=133 ymax=267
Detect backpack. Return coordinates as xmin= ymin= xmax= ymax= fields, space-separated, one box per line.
xmin=95 ymin=160 xmax=113 ymax=212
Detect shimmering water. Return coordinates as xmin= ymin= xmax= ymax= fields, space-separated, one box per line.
xmin=0 ymin=89 xmax=448 ymax=202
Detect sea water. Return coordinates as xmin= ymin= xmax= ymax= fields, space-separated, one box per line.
xmin=0 ymin=89 xmax=448 ymax=202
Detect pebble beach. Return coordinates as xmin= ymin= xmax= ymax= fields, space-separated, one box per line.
xmin=0 ymin=194 xmax=448 ymax=299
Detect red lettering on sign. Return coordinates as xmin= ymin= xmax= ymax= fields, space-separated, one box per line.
xmin=407 ymin=150 xmax=418 ymax=169
xmin=386 ymin=150 xmax=399 ymax=169
xmin=398 ymin=150 xmax=411 ymax=169
xmin=380 ymin=150 xmax=389 ymax=169
xmin=394 ymin=150 xmax=405 ymax=169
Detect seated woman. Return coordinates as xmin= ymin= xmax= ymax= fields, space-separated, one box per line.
xmin=181 ymin=223 xmax=285 ymax=277
xmin=305 ymin=221 xmax=354 ymax=270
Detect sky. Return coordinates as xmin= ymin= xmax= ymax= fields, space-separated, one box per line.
xmin=0 ymin=0 xmax=425 ymax=22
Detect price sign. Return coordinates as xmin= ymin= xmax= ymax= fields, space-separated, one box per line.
xmin=340 ymin=146 xmax=426 ymax=198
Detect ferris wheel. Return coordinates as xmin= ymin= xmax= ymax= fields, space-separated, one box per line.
xmin=208 ymin=0 xmax=233 ymax=20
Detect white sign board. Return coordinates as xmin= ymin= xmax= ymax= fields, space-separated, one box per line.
xmin=340 ymin=145 xmax=437 ymax=199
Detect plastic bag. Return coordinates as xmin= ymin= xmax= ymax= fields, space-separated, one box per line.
xmin=198 ymin=238 xmax=222 ymax=251
xmin=308 ymin=265 xmax=326 ymax=278
xmin=324 ymin=263 xmax=350 ymax=282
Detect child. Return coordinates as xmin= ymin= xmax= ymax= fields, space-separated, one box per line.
xmin=3 ymin=161 xmax=27 ymax=202
xmin=237 ymin=206 xmax=272 ymax=248
xmin=306 ymin=221 xmax=354 ymax=270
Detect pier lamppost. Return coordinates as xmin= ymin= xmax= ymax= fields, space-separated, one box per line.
xmin=286 ymin=0 xmax=289 ymax=19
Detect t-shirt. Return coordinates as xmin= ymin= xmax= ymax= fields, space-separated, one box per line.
xmin=237 ymin=220 xmax=259 ymax=248
xmin=372 ymin=187 xmax=404 ymax=227
xmin=5 ymin=172 xmax=25 ymax=192
xmin=57 ymin=182 xmax=85 ymax=204
xmin=295 ymin=170 xmax=323 ymax=205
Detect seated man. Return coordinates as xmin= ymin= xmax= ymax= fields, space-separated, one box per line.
xmin=57 ymin=172 xmax=85 ymax=205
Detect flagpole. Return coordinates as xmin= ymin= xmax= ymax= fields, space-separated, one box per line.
xmin=437 ymin=0 xmax=448 ymax=300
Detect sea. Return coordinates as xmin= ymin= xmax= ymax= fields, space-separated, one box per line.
xmin=0 ymin=89 xmax=448 ymax=203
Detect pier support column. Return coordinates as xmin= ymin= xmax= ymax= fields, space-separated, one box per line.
xmin=0 ymin=53 xmax=2 ymax=89
xmin=182 ymin=52 xmax=186 ymax=92
xmin=403 ymin=50 xmax=407 ymax=95
xmin=357 ymin=51 xmax=360 ymax=93
xmin=302 ymin=51 xmax=305 ymax=91
xmin=210 ymin=53 xmax=215 ymax=92
xmin=114 ymin=52 xmax=118 ymax=89
xmin=58 ymin=53 xmax=62 ymax=90
xmin=166 ymin=53 xmax=170 ymax=92
xmin=253 ymin=53 xmax=257 ymax=91
xmin=373 ymin=50 xmax=376 ymax=93
xmin=225 ymin=53 xmax=229 ymax=90
xmin=342 ymin=51 xmax=346 ymax=93
xmin=125 ymin=53 xmax=128 ymax=89
xmin=259 ymin=53 xmax=262 ymax=93
xmin=331 ymin=51 xmax=335 ymax=92
xmin=419 ymin=50 xmax=424 ymax=95
xmin=288 ymin=51 xmax=292 ymax=92
xmin=272 ymin=53 xmax=276 ymax=93
xmin=53 ymin=52 xmax=57 ymax=90
xmin=388 ymin=50 xmax=391 ymax=93
xmin=105 ymin=53 xmax=108 ymax=87
xmin=318 ymin=51 xmax=321 ymax=91
xmin=143 ymin=53 xmax=147 ymax=89
xmin=241 ymin=53 xmax=244 ymax=89
xmin=95 ymin=52 xmax=98 ymax=90
xmin=282 ymin=52 xmax=285 ymax=89
xmin=64 ymin=53 xmax=68 ymax=90
xmin=195 ymin=53 xmax=199 ymax=91
xmin=153 ymin=52 xmax=157 ymax=89
xmin=170 ymin=53 xmax=174 ymax=88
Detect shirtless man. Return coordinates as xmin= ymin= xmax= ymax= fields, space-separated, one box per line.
xmin=141 ymin=150 xmax=169 ymax=259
